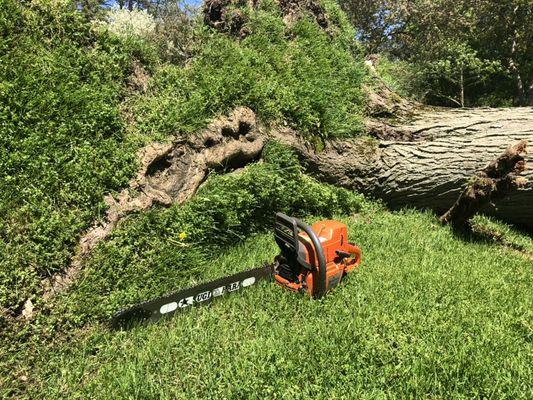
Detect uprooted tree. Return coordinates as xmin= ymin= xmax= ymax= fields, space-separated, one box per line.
xmin=32 ymin=104 xmax=533 ymax=316
xmin=195 ymin=0 xmax=532 ymax=230
xmin=125 ymin=106 xmax=532 ymax=230
xmin=40 ymin=0 xmax=533 ymax=303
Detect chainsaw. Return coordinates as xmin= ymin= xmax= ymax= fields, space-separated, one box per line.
xmin=111 ymin=213 xmax=361 ymax=329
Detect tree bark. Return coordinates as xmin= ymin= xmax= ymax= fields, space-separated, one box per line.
xmin=273 ymin=107 xmax=533 ymax=229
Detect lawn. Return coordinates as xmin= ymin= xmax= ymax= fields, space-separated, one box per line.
xmin=2 ymin=2 xmax=531 ymax=399
xmin=8 ymin=207 xmax=531 ymax=399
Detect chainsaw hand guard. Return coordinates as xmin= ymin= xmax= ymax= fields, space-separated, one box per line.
xmin=274 ymin=213 xmax=327 ymax=298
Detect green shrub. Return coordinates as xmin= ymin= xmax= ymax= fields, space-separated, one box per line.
xmin=0 ymin=0 xmax=141 ymax=314
xmin=372 ymin=55 xmax=418 ymax=99
xmin=131 ymin=0 xmax=367 ymax=141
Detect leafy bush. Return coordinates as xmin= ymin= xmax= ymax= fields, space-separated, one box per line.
xmin=131 ymin=0 xmax=367 ymax=141
xmin=371 ymin=55 xmax=418 ymax=99
xmin=0 ymin=0 xmax=141 ymax=314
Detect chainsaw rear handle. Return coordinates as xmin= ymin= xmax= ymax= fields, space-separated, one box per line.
xmin=275 ymin=213 xmax=327 ymax=299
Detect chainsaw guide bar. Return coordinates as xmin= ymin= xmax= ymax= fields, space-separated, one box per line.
xmin=110 ymin=264 xmax=274 ymax=330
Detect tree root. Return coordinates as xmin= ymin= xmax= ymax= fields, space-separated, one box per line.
xmin=36 ymin=107 xmax=264 ymax=314
xmin=440 ymin=140 xmax=528 ymax=227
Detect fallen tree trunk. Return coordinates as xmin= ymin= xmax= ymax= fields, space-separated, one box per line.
xmin=274 ymin=107 xmax=533 ymax=229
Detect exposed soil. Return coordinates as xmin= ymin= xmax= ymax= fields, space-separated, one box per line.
xmin=203 ymin=0 xmax=334 ymax=39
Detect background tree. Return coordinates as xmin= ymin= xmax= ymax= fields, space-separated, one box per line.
xmin=419 ymin=40 xmax=502 ymax=107
xmin=474 ymin=0 xmax=533 ymax=105
xmin=338 ymin=0 xmax=533 ymax=107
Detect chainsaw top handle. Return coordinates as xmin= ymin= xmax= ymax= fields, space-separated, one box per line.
xmin=274 ymin=212 xmax=327 ymax=299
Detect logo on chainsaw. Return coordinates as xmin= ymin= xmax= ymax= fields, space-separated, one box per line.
xmin=195 ymin=291 xmax=212 ymax=303
xmin=158 ymin=276 xmax=258 ymax=316
xmin=178 ymin=296 xmax=194 ymax=308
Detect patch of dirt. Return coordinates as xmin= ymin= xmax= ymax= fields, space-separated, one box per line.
xmin=364 ymin=120 xmax=414 ymax=141
xmin=203 ymin=0 xmax=333 ymax=38
xmin=127 ymin=60 xmax=149 ymax=93
xmin=279 ymin=0 xmax=330 ymax=33
xmin=203 ymin=0 xmax=255 ymax=39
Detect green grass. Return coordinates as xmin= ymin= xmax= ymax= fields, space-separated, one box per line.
xmin=470 ymin=215 xmax=533 ymax=255
xmin=0 ymin=0 xmax=148 ymax=314
xmin=5 ymin=207 xmax=532 ymax=399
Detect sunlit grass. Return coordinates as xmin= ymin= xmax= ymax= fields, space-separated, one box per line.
xmin=15 ymin=208 xmax=532 ymax=399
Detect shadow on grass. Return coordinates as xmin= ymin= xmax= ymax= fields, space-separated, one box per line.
xmin=446 ymin=215 xmax=533 ymax=259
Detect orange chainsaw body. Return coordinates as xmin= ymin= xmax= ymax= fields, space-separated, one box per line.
xmin=273 ymin=219 xmax=361 ymax=297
